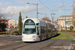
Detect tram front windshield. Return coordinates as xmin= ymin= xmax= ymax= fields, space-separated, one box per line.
xmin=23 ymin=19 xmax=36 ymax=34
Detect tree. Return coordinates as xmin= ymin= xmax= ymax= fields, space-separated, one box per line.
xmin=70 ymin=26 xmax=73 ymax=32
xmin=26 ymin=16 xmax=28 ymax=18
xmin=0 ymin=13 xmax=6 ymax=31
xmin=72 ymin=1 xmax=75 ymax=31
xmin=18 ymin=12 xmax=22 ymax=34
xmin=0 ymin=23 xmax=6 ymax=31
xmin=72 ymin=6 xmax=75 ymax=27
xmin=41 ymin=17 xmax=51 ymax=22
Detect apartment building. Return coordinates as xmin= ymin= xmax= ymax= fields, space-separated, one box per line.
xmin=57 ymin=15 xmax=73 ymax=27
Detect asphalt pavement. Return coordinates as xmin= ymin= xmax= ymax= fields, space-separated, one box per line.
xmin=0 ymin=39 xmax=74 ymax=50
xmin=0 ymin=35 xmax=22 ymax=42
xmin=0 ymin=34 xmax=75 ymax=50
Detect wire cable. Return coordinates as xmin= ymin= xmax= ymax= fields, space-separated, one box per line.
xmin=39 ymin=0 xmax=53 ymax=12
xmin=62 ymin=0 xmax=67 ymax=32
xmin=62 ymin=0 xmax=66 ymax=12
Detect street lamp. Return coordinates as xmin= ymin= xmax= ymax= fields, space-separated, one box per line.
xmin=51 ymin=13 xmax=55 ymax=23
xmin=27 ymin=2 xmax=38 ymax=18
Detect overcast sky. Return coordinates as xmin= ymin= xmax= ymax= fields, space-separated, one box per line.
xmin=0 ymin=0 xmax=73 ymax=23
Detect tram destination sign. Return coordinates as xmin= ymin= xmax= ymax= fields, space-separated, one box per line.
xmin=26 ymin=20 xmax=34 ymax=24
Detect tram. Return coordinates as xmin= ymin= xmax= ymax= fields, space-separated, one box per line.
xmin=22 ymin=18 xmax=58 ymax=42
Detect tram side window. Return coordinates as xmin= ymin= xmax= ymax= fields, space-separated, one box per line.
xmin=48 ymin=25 xmax=51 ymax=33
xmin=43 ymin=27 xmax=45 ymax=34
xmin=41 ymin=26 xmax=46 ymax=34
xmin=53 ymin=26 xmax=55 ymax=32
xmin=51 ymin=26 xmax=53 ymax=32
xmin=54 ymin=28 xmax=56 ymax=32
xmin=48 ymin=29 xmax=51 ymax=33
xmin=53 ymin=27 xmax=54 ymax=32
xmin=41 ymin=26 xmax=43 ymax=33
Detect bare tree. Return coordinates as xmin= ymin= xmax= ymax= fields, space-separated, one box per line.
xmin=41 ymin=17 xmax=51 ymax=22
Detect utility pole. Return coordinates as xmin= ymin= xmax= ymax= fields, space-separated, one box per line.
xmin=51 ymin=13 xmax=55 ymax=23
xmin=37 ymin=4 xmax=38 ymax=18
xmin=62 ymin=0 xmax=66 ymax=32
xmin=27 ymin=3 xmax=38 ymax=18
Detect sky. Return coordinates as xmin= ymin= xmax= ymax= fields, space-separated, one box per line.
xmin=0 ymin=0 xmax=73 ymax=23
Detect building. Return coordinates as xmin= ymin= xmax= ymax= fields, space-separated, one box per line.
xmin=53 ymin=21 xmax=58 ymax=25
xmin=7 ymin=19 xmax=15 ymax=28
xmin=57 ymin=15 xmax=73 ymax=27
xmin=0 ymin=19 xmax=15 ymax=28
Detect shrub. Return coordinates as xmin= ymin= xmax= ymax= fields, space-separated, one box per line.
xmin=0 ymin=32 xmax=6 ymax=35
xmin=61 ymin=30 xmax=65 ymax=32
xmin=67 ymin=30 xmax=71 ymax=32
xmin=7 ymin=30 xmax=11 ymax=34
xmin=12 ymin=31 xmax=19 ymax=35
xmin=73 ymin=30 xmax=75 ymax=32
xmin=70 ymin=26 xmax=73 ymax=32
xmin=61 ymin=30 xmax=71 ymax=32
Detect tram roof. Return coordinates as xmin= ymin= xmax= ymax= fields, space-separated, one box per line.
xmin=23 ymin=18 xmax=55 ymax=25
xmin=23 ymin=18 xmax=46 ymax=23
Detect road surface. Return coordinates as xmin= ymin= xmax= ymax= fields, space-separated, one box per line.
xmin=0 ymin=35 xmax=21 ymax=42
xmin=0 ymin=39 xmax=74 ymax=50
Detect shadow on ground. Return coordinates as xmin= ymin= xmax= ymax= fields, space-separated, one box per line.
xmin=51 ymin=33 xmax=60 ymax=38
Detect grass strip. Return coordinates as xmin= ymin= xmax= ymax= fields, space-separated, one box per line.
xmin=52 ymin=32 xmax=74 ymax=40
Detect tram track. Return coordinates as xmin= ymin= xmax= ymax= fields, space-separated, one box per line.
xmin=39 ymin=40 xmax=71 ymax=50
xmin=0 ymin=39 xmax=72 ymax=50
xmin=39 ymin=39 xmax=58 ymax=50
xmin=12 ymin=43 xmax=32 ymax=50
xmin=13 ymin=39 xmax=71 ymax=50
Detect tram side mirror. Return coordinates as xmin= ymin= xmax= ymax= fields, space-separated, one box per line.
xmin=37 ymin=28 xmax=39 ymax=35
xmin=37 ymin=33 xmax=39 ymax=35
xmin=36 ymin=23 xmax=39 ymax=35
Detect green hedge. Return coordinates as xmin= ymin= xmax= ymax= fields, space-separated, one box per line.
xmin=0 ymin=32 xmax=6 ymax=35
xmin=61 ymin=30 xmax=75 ymax=32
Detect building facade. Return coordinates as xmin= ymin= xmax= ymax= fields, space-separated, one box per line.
xmin=0 ymin=19 xmax=15 ymax=28
xmin=57 ymin=15 xmax=73 ymax=27
xmin=7 ymin=19 xmax=15 ymax=28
